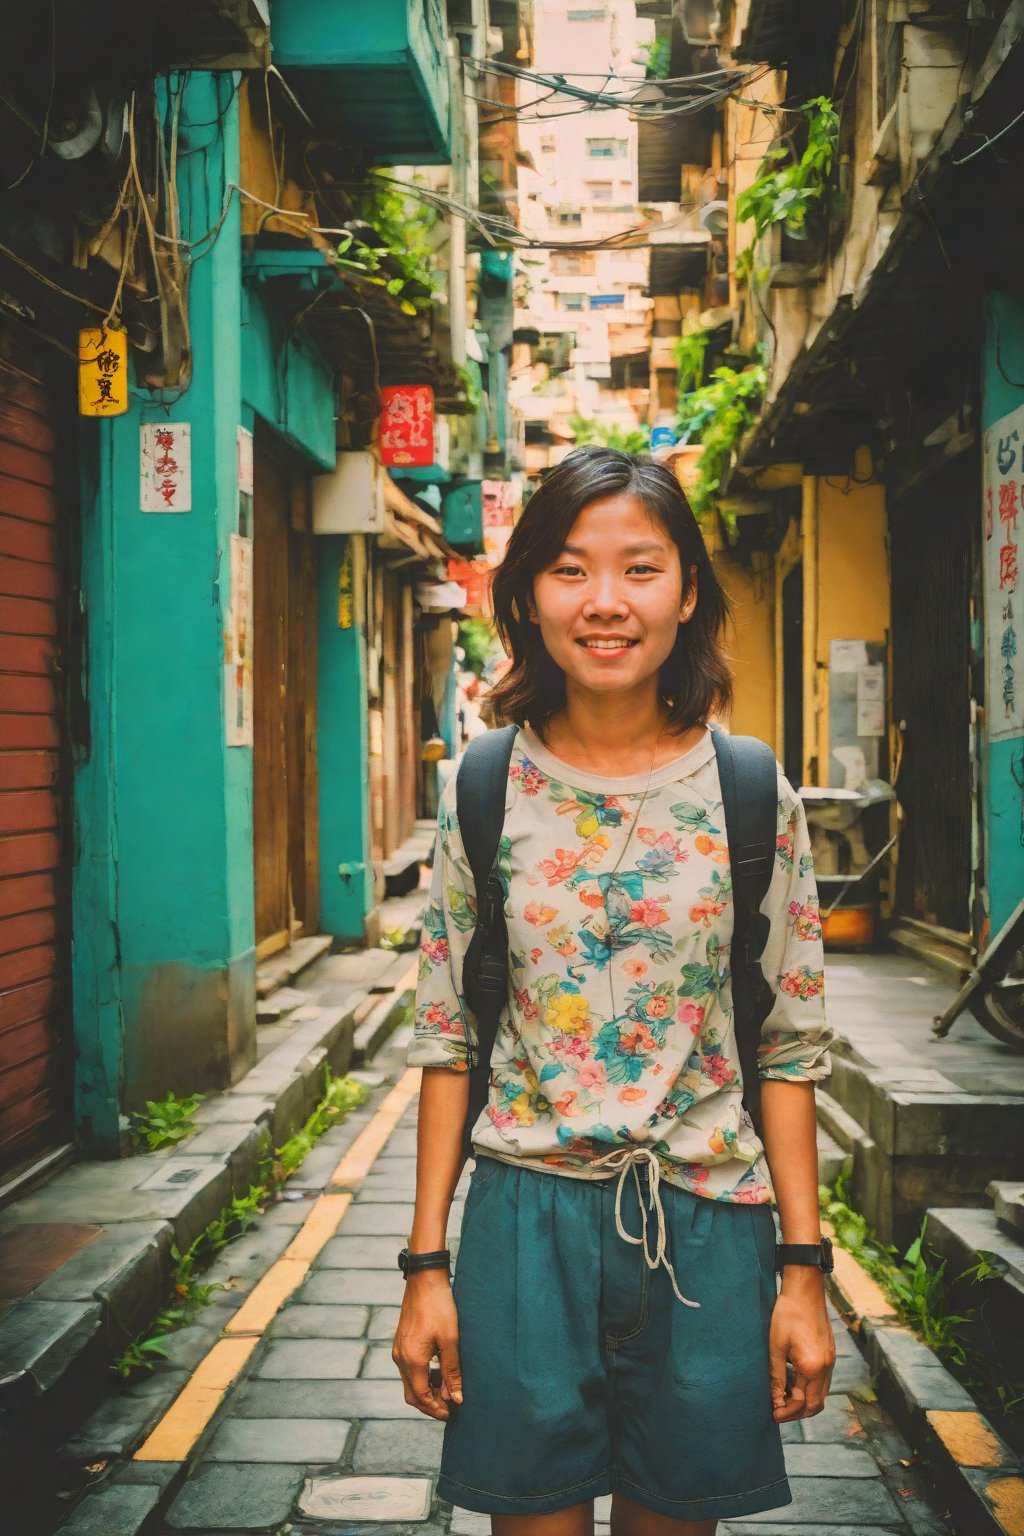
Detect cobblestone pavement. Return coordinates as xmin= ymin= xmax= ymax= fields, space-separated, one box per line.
xmin=55 ymin=1025 xmax=957 ymax=1536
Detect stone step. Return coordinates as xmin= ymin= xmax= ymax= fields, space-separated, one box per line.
xmin=0 ymin=993 xmax=364 ymax=1482
xmin=821 ymin=1049 xmax=1024 ymax=1247
xmin=382 ymin=826 xmax=435 ymax=897
xmin=989 ymin=1179 xmax=1024 ymax=1237
xmin=256 ymin=935 xmax=334 ymax=999
xmin=816 ymin=1122 xmax=849 ymax=1187
xmin=922 ymin=1204 xmax=1024 ymax=1418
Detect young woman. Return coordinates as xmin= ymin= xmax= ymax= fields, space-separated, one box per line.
xmin=394 ymin=448 xmax=835 ymax=1536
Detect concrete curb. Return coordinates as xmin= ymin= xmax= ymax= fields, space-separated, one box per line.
xmin=825 ymin=1222 xmax=1024 ymax=1536
xmin=0 ymin=988 xmax=368 ymax=1467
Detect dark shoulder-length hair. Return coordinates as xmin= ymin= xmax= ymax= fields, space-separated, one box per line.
xmin=487 ymin=445 xmax=732 ymax=734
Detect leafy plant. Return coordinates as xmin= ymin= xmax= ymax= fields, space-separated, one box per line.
xmin=458 ymin=617 xmax=499 ymax=678
xmin=735 ymin=96 xmax=839 ymax=270
xmin=568 ymin=412 xmax=651 ymax=455
xmin=820 ymin=1174 xmax=1024 ymax=1419
xmin=674 ymin=328 xmax=708 ymax=395
xmin=129 ymin=1091 xmax=203 ymax=1153
xmin=113 ymin=1072 xmax=369 ymax=1379
xmin=334 ymin=178 xmax=441 ymax=316
xmin=639 ymin=37 xmax=670 ymax=79
xmin=675 ymin=360 xmax=767 ymax=517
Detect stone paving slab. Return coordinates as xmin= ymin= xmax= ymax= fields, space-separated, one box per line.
xmin=298 ymin=1473 xmax=433 ymax=1523
xmin=320 ymin=1235 xmax=409 ymax=1269
xmin=54 ymin=1481 xmax=162 ymax=1535
xmin=338 ymin=1203 xmax=419 ymax=1236
xmin=269 ymin=1304 xmax=371 ymax=1339
xmin=231 ymin=1378 xmax=423 ymax=1420
xmin=782 ymin=1443 xmax=882 ymax=1478
xmin=361 ymin=1343 xmax=400 ymax=1380
xmin=351 ymin=1419 xmax=446 ymax=1474
xmin=301 ymin=1269 xmax=406 ymax=1306
xmin=254 ymin=1337 xmax=366 ymax=1380
xmin=204 ymin=1415 xmax=352 ymax=1463
xmin=165 ymin=1461 xmax=306 ymax=1529
xmin=367 ymin=1306 xmax=402 ymax=1341
xmin=735 ymin=1476 xmax=904 ymax=1524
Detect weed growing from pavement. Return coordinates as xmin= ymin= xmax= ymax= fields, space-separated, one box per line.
xmin=113 ymin=1070 xmax=369 ymax=1379
xmin=820 ymin=1171 xmax=1024 ymax=1423
xmin=128 ymin=1090 xmax=203 ymax=1152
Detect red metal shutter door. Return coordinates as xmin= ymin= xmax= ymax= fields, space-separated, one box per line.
xmin=0 ymin=342 xmax=72 ymax=1177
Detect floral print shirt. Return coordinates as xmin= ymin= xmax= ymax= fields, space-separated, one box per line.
xmin=408 ymin=726 xmax=832 ymax=1204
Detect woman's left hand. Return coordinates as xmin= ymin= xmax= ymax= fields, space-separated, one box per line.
xmin=769 ymin=1279 xmax=836 ymax=1420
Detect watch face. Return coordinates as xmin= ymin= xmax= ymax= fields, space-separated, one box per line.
xmin=397 ymin=1248 xmax=409 ymax=1276
xmin=821 ymin=1237 xmax=835 ymax=1273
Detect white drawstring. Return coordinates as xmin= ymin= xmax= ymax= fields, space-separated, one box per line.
xmin=589 ymin=1145 xmax=700 ymax=1309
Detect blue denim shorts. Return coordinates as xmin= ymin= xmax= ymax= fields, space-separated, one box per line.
xmin=437 ymin=1154 xmax=790 ymax=1522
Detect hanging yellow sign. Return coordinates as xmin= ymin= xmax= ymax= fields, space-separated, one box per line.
xmin=78 ymin=326 xmax=128 ymax=417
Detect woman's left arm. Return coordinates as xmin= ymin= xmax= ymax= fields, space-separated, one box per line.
xmin=760 ymin=1080 xmax=836 ymax=1420
xmin=755 ymin=781 xmax=837 ymax=1420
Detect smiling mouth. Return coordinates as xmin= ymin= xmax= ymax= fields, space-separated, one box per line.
xmin=577 ymin=638 xmax=639 ymax=651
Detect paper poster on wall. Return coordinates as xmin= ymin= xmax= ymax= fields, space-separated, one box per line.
xmin=140 ymin=422 xmax=192 ymax=511
xmin=856 ymin=664 xmax=885 ymax=738
xmin=828 ymin=639 xmax=886 ymax=786
xmin=225 ymin=532 xmax=253 ymax=747
xmin=982 ymin=404 xmax=1024 ymax=742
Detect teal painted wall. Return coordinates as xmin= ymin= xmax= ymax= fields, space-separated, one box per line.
xmin=241 ymin=285 xmax=336 ymax=469
xmin=981 ymin=294 xmax=1024 ymax=936
xmin=73 ymin=76 xmax=255 ymax=1148
xmin=316 ymin=536 xmax=373 ymax=939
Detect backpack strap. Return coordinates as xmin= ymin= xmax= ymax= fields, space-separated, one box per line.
xmin=710 ymin=726 xmax=779 ymax=1143
xmin=455 ymin=725 xmax=518 ymax=1161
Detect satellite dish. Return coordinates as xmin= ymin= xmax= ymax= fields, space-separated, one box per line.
xmin=699 ymin=200 xmax=728 ymax=238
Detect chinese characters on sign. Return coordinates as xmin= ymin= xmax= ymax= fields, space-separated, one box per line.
xmin=983 ymin=406 xmax=1024 ymax=741
xmin=225 ymin=532 xmax=254 ymax=747
xmin=78 ymin=327 xmax=128 ymax=417
xmin=140 ymin=423 xmax=192 ymax=512
xmin=378 ymin=385 xmax=434 ymax=467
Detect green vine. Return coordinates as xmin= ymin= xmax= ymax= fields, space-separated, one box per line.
xmin=735 ymin=96 xmax=839 ymax=277
xmin=568 ymin=412 xmax=651 ymax=455
xmin=639 ymin=37 xmax=670 ymax=79
xmin=674 ymin=328 xmax=708 ymax=395
xmin=335 ymin=178 xmax=441 ymax=316
xmin=675 ymin=360 xmax=767 ymax=517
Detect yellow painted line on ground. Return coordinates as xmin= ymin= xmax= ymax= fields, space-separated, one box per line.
xmin=821 ymin=1218 xmax=901 ymax=1326
xmin=926 ymin=1410 xmax=1008 ymax=1470
xmin=328 ymin=1066 xmax=421 ymax=1187
xmin=134 ymin=1336 xmax=260 ymax=1461
xmin=134 ymin=1065 xmax=421 ymax=1465
xmin=225 ymin=1256 xmax=312 ymax=1336
xmin=986 ymin=1475 xmax=1024 ymax=1536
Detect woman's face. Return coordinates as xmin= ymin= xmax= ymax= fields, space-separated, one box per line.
xmin=529 ymin=494 xmax=696 ymax=702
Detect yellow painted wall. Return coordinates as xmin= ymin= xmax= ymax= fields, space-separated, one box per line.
xmin=809 ymin=469 xmax=890 ymax=784
xmin=715 ymin=552 xmax=777 ymax=749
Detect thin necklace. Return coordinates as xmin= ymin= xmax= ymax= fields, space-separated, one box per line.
xmin=604 ymin=711 xmax=671 ymax=1026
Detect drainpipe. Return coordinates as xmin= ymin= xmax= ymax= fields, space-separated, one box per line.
xmin=802 ymin=473 xmax=819 ymax=787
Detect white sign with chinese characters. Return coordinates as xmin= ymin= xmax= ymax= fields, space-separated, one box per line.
xmin=140 ymin=423 xmax=192 ymax=512
xmin=983 ymin=405 xmax=1024 ymax=741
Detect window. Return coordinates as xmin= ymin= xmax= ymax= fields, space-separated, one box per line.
xmin=586 ymin=182 xmax=614 ymax=203
xmin=554 ymin=210 xmax=583 ymax=227
xmin=560 ymin=293 xmax=588 ymax=311
xmin=551 ymin=251 xmax=595 ymax=275
xmin=540 ymin=136 xmax=556 ymax=154
xmin=586 ymin=138 xmax=627 ymax=159
xmin=568 ymin=7 xmax=607 ymax=19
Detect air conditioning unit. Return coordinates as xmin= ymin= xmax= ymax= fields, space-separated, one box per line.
xmin=313 ymin=451 xmax=386 ymax=535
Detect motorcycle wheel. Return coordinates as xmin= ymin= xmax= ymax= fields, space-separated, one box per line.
xmin=967 ymin=966 xmax=1024 ymax=1051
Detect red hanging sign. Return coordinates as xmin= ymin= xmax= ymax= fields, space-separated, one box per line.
xmin=378 ymin=385 xmax=434 ymax=467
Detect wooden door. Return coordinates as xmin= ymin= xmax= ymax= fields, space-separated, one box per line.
xmin=252 ymin=434 xmax=318 ymax=954
xmin=0 ymin=334 xmax=72 ymax=1175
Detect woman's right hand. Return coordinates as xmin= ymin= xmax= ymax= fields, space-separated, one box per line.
xmin=392 ymin=1270 xmax=463 ymax=1420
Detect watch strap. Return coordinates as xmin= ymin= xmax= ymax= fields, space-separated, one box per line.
xmin=398 ymin=1246 xmax=451 ymax=1277
xmin=775 ymin=1238 xmax=834 ymax=1273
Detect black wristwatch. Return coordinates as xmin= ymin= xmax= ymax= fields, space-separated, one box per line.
xmin=775 ymin=1236 xmax=834 ymax=1274
xmin=397 ymin=1246 xmax=451 ymax=1279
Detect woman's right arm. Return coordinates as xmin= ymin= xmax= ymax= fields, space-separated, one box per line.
xmin=393 ymin=773 xmax=479 ymax=1420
